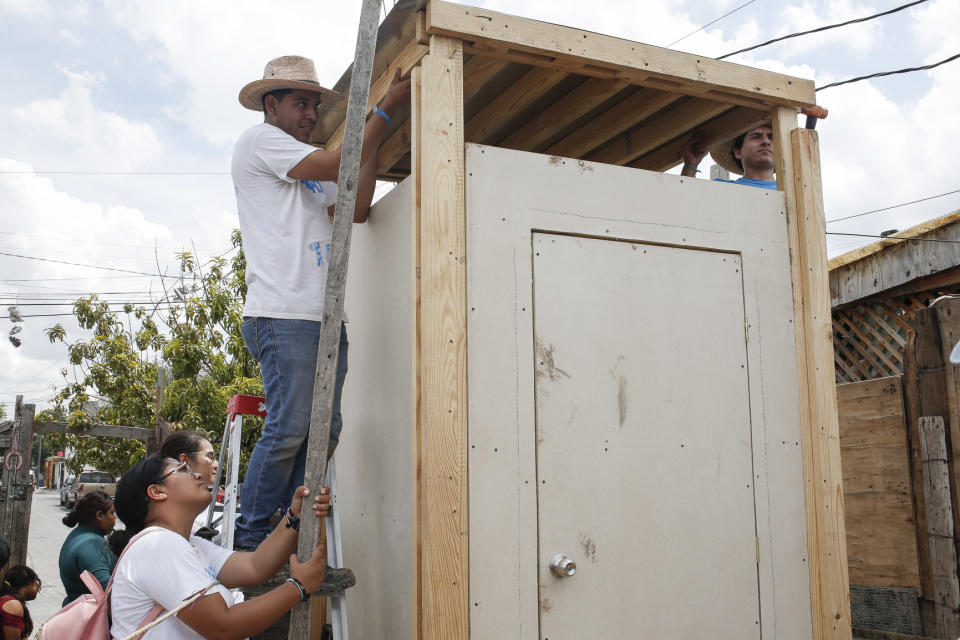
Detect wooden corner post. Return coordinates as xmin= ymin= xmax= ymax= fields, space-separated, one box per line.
xmin=418 ymin=34 xmax=468 ymax=640
xmin=774 ymin=105 xmax=852 ymax=640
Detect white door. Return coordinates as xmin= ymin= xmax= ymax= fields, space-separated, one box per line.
xmin=466 ymin=143 xmax=811 ymax=640
xmin=532 ymin=233 xmax=760 ymax=638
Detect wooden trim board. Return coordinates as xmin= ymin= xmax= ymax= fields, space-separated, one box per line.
xmin=418 ymin=34 xmax=469 ymax=640
xmin=784 ymin=123 xmax=853 ymax=640
xmin=426 ymin=0 xmax=816 ymax=109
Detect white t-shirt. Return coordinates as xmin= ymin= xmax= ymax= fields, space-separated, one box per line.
xmin=231 ymin=123 xmax=339 ymax=321
xmin=110 ymin=527 xmax=236 ymax=640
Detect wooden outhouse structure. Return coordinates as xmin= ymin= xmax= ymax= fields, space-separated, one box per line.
xmin=318 ymin=1 xmax=849 ymax=638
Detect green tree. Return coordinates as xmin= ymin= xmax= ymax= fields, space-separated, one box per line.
xmin=45 ymin=230 xmax=264 ymax=477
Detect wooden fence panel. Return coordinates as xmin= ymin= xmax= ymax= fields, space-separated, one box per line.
xmin=837 ymin=376 xmax=921 ymax=590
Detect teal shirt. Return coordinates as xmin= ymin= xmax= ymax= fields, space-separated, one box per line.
xmin=58 ymin=524 xmax=117 ymax=606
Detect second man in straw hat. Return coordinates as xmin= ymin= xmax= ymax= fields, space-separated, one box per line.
xmin=230 ymin=55 xmax=410 ymax=560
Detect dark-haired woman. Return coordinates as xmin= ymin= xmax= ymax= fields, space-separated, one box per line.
xmin=58 ymin=490 xmax=117 ymax=605
xmin=160 ymin=431 xmax=218 ymax=488
xmin=0 ymin=566 xmax=39 ymax=639
xmin=160 ymin=431 xmax=220 ymax=537
xmin=109 ymin=455 xmax=329 ymax=639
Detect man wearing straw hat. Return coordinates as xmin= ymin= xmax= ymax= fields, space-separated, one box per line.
xmin=230 ymin=55 xmax=409 ymax=560
xmin=679 ymin=124 xmax=777 ymax=190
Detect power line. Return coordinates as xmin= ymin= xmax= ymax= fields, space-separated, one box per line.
xmin=718 ymin=0 xmax=929 ymax=60
xmin=666 ymin=0 xmax=759 ymax=48
xmin=826 ymin=188 xmax=960 ymax=223
xmin=825 ymin=232 xmax=960 ymax=244
xmin=0 ymin=230 xmax=222 ymax=252
xmin=18 ymin=305 xmax=181 ymax=318
xmin=0 ymin=245 xmax=237 ymax=278
xmin=817 ymin=52 xmax=960 ymax=91
xmin=0 ymin=251 xmax=180 ymax=277
xmin=0 ymin=170 xmax=230 ymax=175
xmin=0 ymin=275 xmax=159 ymax=282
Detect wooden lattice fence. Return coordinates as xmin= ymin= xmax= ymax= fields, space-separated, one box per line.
xmin=833 ymin=288 xmax=960 ymax=383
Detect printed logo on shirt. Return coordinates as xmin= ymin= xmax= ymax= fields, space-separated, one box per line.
xmin=300 ymin=180 xmax=325 ymax=195
xmin=308 ymin=241 xmax=331 ymax=266
xmin=204 ymin=565 xmax=218 ymax=581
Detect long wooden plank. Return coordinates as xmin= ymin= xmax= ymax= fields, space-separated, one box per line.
xmin=464 ymin=65 xmax=566 ymax=144
xmin=903 ymin=333 xmax=938 ymax=634
xmin=836 ymin=378 xmax=920 ymax=590
xmin=587 ymin=99 xmax=729 ymax=166
xmin=544 ymin=88 xmax=681 ymax=159
xmin=34 ymin=421 xmax=154 ymax=441
xmin=322 ymin=39 xmax=429 ymax=151
xmin=788 ymin=124 xmax=853 ymax=640
xmin=463 ymin=54 xmax=509 ymax=100
xmin=629 ymin=106 xmax=767 ymax=172
xmin=426 ymin=0 xmax=816 ymax=108
xmin=933 ymin=297 xmax=960 ymax=579
xmin=409 ymin=63 xmax=424 ymax=640
xmin=291 ymin=0 xmax=383 ymax=637
xmin=419 ymin=34 xmax=468 ymax=640
xmin=377 ymin=119 xmax=412 ymax=174
xmin=919 ymin=416 xmax=960 ymax=638
xmin=499 ymin=77 xmax=628 ymax=152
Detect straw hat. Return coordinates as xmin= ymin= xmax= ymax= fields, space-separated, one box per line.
xmin=709 ymin=122 xmax=773 ymax=175
xmin=239 ymin=55 xmax=343 ymax=112
xmin=709 ymin=138 xmax=745 ymax=175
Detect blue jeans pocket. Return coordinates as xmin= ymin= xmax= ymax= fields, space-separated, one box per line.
xmin=241 ymin=317 xmax=261 ymax=362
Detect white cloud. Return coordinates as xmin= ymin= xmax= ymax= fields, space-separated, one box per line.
xmin=9 ymin=68 xmax=163 ymax=169
xmin=57 ymin=28 xmax=83 ymax=46
xmin=0 ymin=158 xmax=177 ymax=406
xmin=102 ymin=0 xmax=364 ymax=146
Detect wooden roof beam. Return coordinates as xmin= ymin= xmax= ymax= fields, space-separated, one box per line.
xmin=587 ymin=99 xmax=730 ymax=167
xmin=319 ymin=39 xmax=429 ymax=150
xmin=426 ymin=0 xmax=816 ymax=109
xmin=629 ymin=106 xmax=769 ymax=173
xmin=499 ymin=77 xmax=628 ymax=152
xmin=465 ymin=65 xmax=567 ymax=144
xmin=463 ymin=54 xmax=510 ymax=100
xmin=544 ymin=88 xmax=681 ymax=159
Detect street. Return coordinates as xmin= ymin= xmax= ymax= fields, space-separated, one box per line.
xmin=25 ymin=488 xmax=73 ymax=624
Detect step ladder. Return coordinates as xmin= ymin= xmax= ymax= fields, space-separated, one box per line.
xmin=207 ymin=394 xmax=350 ymax=640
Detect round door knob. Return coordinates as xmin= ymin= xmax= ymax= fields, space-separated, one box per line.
xmin=549 ymin=553 xmax=577 ymax=578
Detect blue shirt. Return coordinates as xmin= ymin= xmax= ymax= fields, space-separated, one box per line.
xmin=58 ymin=524 xmax=117 ymax=605
xmin=713 ymin=177 xmax=778 ymax=190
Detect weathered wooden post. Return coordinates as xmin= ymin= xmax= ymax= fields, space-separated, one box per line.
xmin=0 ymin=396 xmax=35 ymax=567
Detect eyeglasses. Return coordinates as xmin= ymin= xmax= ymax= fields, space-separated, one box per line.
xmin=190 ymin=450 xmax=217 ymax=462
xmin=156 ymin=460 xmax=196 ymax=483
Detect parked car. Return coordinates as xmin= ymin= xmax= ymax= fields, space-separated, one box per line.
xmin=59 ymin=475 xmax=76 ymax=506
xmin=66 ymin=470 xmax=116 ymax=508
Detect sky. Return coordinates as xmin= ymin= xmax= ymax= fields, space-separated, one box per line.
xmin=1 ymin=0 xmax=958 ymax=412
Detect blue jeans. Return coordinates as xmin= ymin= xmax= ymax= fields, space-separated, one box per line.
xmin=234 ymin=317 xmax=348 ymax=549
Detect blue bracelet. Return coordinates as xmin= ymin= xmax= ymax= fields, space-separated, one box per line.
xmin=373 ymin=107 xmax=392 ymax=125
xmin=285 ymin=577 xmax=309 ymax=602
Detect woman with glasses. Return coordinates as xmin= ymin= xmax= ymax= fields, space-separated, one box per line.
xmin=109 ymin=455 xmax=329 ymax=640
xmin=159 ymin=431 xmax=221 ymax=538
xmin=159 ymin=431 xmax=219 ymax=489
xmin=58 ymin=490 xmax=117 ymax=605
xmin=0 ymin=566 xmax=40 ymax=639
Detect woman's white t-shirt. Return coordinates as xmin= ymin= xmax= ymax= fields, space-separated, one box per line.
xmin=110 ymin=527 xmax=236 ymax=639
